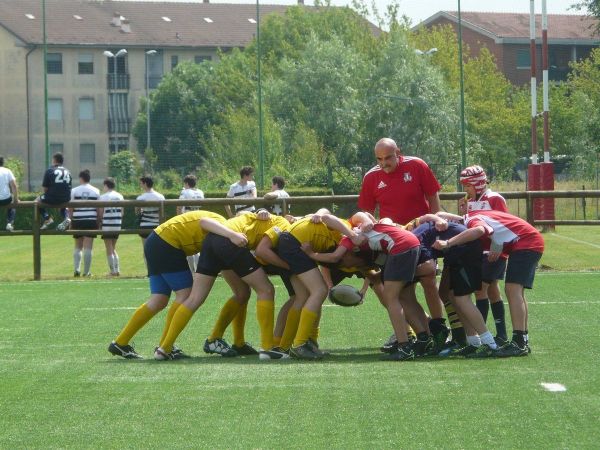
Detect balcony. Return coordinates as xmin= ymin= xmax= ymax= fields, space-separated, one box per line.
xmin=108 ymin=118 xmax=131 ymax=134
xmin=106 ymin=73 xmax=130 ymax=90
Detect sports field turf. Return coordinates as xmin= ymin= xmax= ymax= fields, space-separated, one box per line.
xmin=1 ymin=272 xmax=599 ymax=449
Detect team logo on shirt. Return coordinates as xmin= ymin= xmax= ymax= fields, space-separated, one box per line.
xmin=377 ymin=181 xmax=387 ymax=189
xmin=403 ymin=172 xmax=413 ymax=182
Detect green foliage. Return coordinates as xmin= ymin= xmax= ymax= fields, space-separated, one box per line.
xmin=107 ymin=150 xmax=141 ymax=185
xmin=3 ymin=157 xmax=25 ymax=183
xmin=573 ymin=1 xmax=600 ymax=34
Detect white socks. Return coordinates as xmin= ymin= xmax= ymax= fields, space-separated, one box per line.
xmin=479 ymin=331 xmax=498 ymax=349
xmin=466 ymin=335 xmax=482 ymax=347
xmin=73 ymin=249 xmax=82 ymax=272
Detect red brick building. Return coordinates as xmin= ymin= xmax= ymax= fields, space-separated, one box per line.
xmin=416 ymin=11 xmax=599 ymax=85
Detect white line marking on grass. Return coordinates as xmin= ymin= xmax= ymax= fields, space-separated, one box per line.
xmin=529 ymin=301 xmax=600 ymax=305
xmin=541 ymin=382 xmax=567 ymax=392
xmin=82 ymin=307 xmax=137 ymax=311
xmin=550 ymin=233 xmax=600 ymax=249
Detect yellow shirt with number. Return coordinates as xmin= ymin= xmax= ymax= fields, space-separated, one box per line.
xmin=225 ymin=213 xmax=290 ymax=250
xmin=287 ymin=216 xmax=351 ymax=252
xmin=155 ymin=211 xmax=226 ymax=256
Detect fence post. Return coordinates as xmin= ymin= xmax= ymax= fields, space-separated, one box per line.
xmin=282 ymin=198 xmax=288 ymax=216
xmin=159 ymin=201 xmax=165 ymax=223
xmin=33 ymin=202 xmax=41 ymax=281
xmin=526 ymin=192 xmax=534 ymax=225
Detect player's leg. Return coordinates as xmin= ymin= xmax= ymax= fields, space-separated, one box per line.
xmin=380 ymin=280 xmax=414 ymax=361
xmin=82 ymin=236 xmax=94 ymax=276
xmin=474 ymin=282 xmax=490 ymax=322
xmin=398 ymin=284 xmax=434 ymax=356
xmin=279 ymin=279 xmax=307 ymax=351
xmin=73 ymin=235 xmax=83 ymax=276
xmin=274 ymin=296 xmax=293 ymax=346
xmin=103 ymin=237 xmax=114 ymax=274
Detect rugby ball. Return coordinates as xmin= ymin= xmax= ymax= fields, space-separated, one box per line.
xmin=328 ymin=284 xmax=363 ymax=307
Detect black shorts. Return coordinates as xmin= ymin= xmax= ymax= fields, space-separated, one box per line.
xmin=264 ymin=264 xmax=295 ymax=296
xmin=0 ymin=197 xmax=13 ymax=206
xmin=382 ymin=246 xmax=420 ymax=282
xmin=72 ymin=219 xmax=97 ymax=239
xmin=446 ymin=241 xmax=482 ymax=296
xmin=505 ymin=250 xmax=542 ymax=289
xmin=482 ymin=254 xmax=507 ymax=283
xmin=138 ymin=225 xmax=155 ymax=238
xmin=40 ymin=194 xmax=69 ymax=205
xmin=196 ymin=233 xmax=260 ymax=278
xmin=144 ymin=232 xmax=189 ymax=276
xmin=277 ymin=232 xmax=319 ymax=275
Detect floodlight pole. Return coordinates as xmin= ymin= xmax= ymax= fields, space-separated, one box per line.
xmin=42 ymin=0 xmax=49 ymax=168
xmin=256 ymin=0 xmax=265 ymax=190
xmin=457 ymin=0 xmax=467 ymax=169
xmin=145 ymin=50 xmax=157 ymax=154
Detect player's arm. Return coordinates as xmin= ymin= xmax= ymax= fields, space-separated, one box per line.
xmin=432 ymin=226 xmax=485 ymax=250
xmin=263 ymin=191 xmax=279 ymax=200
xmin=350 ymin=211 xmax=375 ymax=232
xmin=320 ymin=213 xmax=364 ymax=245
xmin=320 ymin=266 xmax=334 ymax=289
xmin=301 ymin=243 xmax=348 ymax=264
xmin=199 ymin=217 xmax=248 ymax=247
xmin=255 ymin=235 xmax=289 ymax=270
xmin=416 ymin=213 xmax=448 ymax=231
xmin=9 ymin=178 xmax=19 ymax=203
xmin=435 ymin=211 xmax=464 ymax=223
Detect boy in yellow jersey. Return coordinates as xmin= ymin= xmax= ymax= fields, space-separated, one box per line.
xmin=108 ymin=210 xmax=246 ymax=359
xmin=155 ymin=211 xmax=291 ymax=361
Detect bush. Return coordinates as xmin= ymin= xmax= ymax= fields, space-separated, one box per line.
xmin=108 ymin=151 xmax=142 ymax=185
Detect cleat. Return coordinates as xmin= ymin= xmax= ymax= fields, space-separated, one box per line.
xmin=446 ymin=344 xmax=479 ymax=357
xmin=381 ymin=344 xmax=415 ymax=361
xmin=171 ymin=345 xmax=191 ymax=359
xmin=108 ymin=341 xmax=143 ymax=359
xmin=232 ymin=342 xmax=259 ymax=356
xmin=413 ymin=336 xmax=435 ymax=357
xmin=380 ymin=333 xmax=398 ymax=353
xmin=57 ymin=218 xmax=71 ymax=231
xmin=259 ymin=347 xmax=290 ymax=360
xmin=307 ymin=338 xmax=330 ymax=357
xmin=83 ymin=273 xmax=93 ymax=278
xmin=203 ymin=338 xmax=237 ymax=357
xmin=438 ymin=341 xmax=461 ymax=356
xmin=495 ymin=341 xmax=528 ymax=357
xmin=154 ymin=346 xmax=173 ymax=361
xmin=108 ymin=272 xmax=120 ymax=277
xmin=40 ymin=218 xmax=54 ymax=230
xmin=465 ymin=343 xmax=499 ymax=358
xmin=74 ymin=271 xmax=81 ymax=278
xmin=494 ymin=336 xmax=509 ymax=348
xmin=290 ymin=342 xmax=322 ymax=360
xmin=432 ymin=326 xmax=451 ymax=353
xmin=6 ymin=223 xmax=14 ymax=232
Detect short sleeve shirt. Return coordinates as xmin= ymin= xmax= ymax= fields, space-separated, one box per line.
xmin=42 ymin=165 xmax=72 ymax=200
xmin=227 ymin=181 xmax=256 ymax=213
xmin=340 ymin=223 xmax=420 ymax=255
xmin=0 ymin=167 xmax=15 ymax=200
xmin=467 ymin=189 xmax=508 ymax=213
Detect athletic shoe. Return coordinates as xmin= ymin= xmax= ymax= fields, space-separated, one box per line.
xmin=203 ymin=338 xmax=237 ymax=357
xmin=432 ymin=327 xmax=451 ymax=353
xmin=259 ymin=348 xmax=290 ymax=360
xmin=381 ymin=344 xmax=415 ymax=361
xmin=232 ymin=342 xmax=259 ymax=356
xmin=438 ymin=341 xmax=461 ymax=357
xmin=494 ymin=336 xmax=509 ymax=348
xmin=380 ymin=333 xmax=398 ymax=353
xmin=6 ymin=223 xmax=14 ymax=232
xmin=57 ymin=217 xmax=71 ymax=231
xmin=108 ymin=341 xmax=143 ymax=359
xmin=465 ymin=343 xmax=499 ymax=358
xmin=495 ymin=341 xmax=528 ymax=357
xmin=171 ymin=345 xmax=191 ymax=359
xmin=307 ymin=338 xmax=330 ymax=357
xmin=83 ymin=273 xmax=93 ymax=278
xmin=413 ymin=336 xmax=435 ymax=357
xmin=290 ymin=342 xmax=322 ymax=360
xmin=40 ymin=218 xmax=54 ymax=230
xmin=74 ymin=271 xmax=81 ymax=278
xmin=154 ymin=346 xmax=173 ymax=361
xmin=446 ymin=344 xmax=479 ymax=357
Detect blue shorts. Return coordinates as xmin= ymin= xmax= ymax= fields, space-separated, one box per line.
xmin=481 ymin=254 xmax=507 ymax=283
xmin=149 ymin=270 xmax=193 ymax=295
xmin=505 ymin=250 xmax=542 ymax=289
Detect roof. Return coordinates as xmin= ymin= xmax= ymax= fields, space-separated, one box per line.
xmin=416 ymin=11 xmax=600 ymax=45
xmin=0 ymin=0 xmax=306 ymax=48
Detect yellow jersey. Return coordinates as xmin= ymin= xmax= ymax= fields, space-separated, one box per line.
xmin=287 ymin=216 xmax=351 ymax=252
xmin=155 ymin=211 xmax=226 ymax=256
xmin=225 ymin=213 xmax=290 ymax=250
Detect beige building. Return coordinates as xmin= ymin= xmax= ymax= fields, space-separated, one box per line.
xmin=0 ymin=0 xmax=293 ymax=190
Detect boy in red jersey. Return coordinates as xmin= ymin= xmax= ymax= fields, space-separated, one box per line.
xmin=433 ymin=209 xmax=544 ymax=356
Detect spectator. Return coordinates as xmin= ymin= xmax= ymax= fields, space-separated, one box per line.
xmin=98 ymin=177 xmax=124 ymax=276
xmin=0 ymin=156 xmax=19 ymax=232
xmin=178 ymin=174 xmax=205 ymax=271
xmin=38 ymin=153 xmax=72 ymax=230
xmin=264 ymin=176 xmax=290 ymax=216
xmin=136 ymin=176 xmax=165 ymax=255
xmin=225 ymin=166 xmax=257 ymax=218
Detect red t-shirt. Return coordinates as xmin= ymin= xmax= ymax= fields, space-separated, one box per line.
xmin=464 ymin=210 xmax=544 ymax=253
xmin=358 ymin=156 xmax=441 ymax=225
xmin=340 ymin=224 xmax=420 ymax=255
xmin=466 ymin=189 xmax=508 ymax=213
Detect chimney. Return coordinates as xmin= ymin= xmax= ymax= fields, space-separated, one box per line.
xmin=297 ymin=0 xmax=304 ymax=4
xmin=203 ymin=0 xmax=209 ymax=3
xmin=111 ymin=12 xmax=121 ymax=27
xmin=120 ymin=19 xmax=131 ymax=33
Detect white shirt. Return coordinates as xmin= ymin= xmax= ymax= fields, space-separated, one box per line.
xmin=179 ymin=187 xmax=204 ymax=212
xmin=136 ymin=190 xmax=165 ymax=227
xmin=71 ymin=183 xmax=100 ymax=221
xmin=0 ymin=167 xmax=16 ymax=200
xmin=100 ymin=190 xmax=124 ymax=230
xmin=270 ymin=189 xmax=290 ymax=215
xmin=227 ymin=180 xmax=256 ymax=213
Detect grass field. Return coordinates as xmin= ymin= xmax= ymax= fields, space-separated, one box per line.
xmin=1 ymin=272 xmax=599 ymax=449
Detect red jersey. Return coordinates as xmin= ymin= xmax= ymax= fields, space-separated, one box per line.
xmin=466 ymin=189 xmax=508 ymax=213
xmin=464 ymin=210 xmax=544 ymax=254
xmin=358 ymin=156 xmax=441 ymax=225
xmin=340 ymin=224 xmax=420 ymax=255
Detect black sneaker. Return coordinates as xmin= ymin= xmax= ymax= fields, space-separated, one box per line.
xmin=203 ymin=338 xmax=237 ymax=357
xmin=432 ymin=327 xmax=451 ymax=353
xmin=438 ymin=341 xmax=461 ymax=357
xmin=259 ymin=347 xmax=290 ymax=360
xmin=74 ymin=271 xmax=81 ymax=278
xmin=413 ymin=336 xmax=435 ymax=357
xmin=494 ymin=336 xmax=509 ymax=348
xmin=108 ymin=341 xmax=143 ymax=359
xmin=495 ymin=341 xmax=528 ymax=357
xmin=171 ymin=345 xmax=191 ymax=359
xmin=232 ymin=342 xmax=259 ymax=356
xmin=307 ymin=338 xmax=330 ymax=357
xmin=381 ymin=344 xmax=415 ymax=361
xmin=465 ymin=343 xmax=500 ymax=358
xmin=446 ymin=344 xmax=479 ymax=357
xmin=290 ymin=342 xmax=322 ymax=360
xmin=380 ymin=333 xmax=399 ymax=353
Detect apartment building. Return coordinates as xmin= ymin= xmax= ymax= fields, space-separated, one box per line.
xmin=0 ymin=0 xmax=294 ymax=190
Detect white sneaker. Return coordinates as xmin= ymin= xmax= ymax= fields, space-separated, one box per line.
xmin=6 ymin=223 xmax=14 ymax=232
xmin=154 ymin=346 xmax=172 ymax=361
xmin=384 ymin=333 xmax=397 ymax=346
xmin=40 ymin=218 xmax=54 ymax=230
xmin=57 ymin=218 xmax=71 ymax=231
xmin=259 ymin=347 xmax=290 ymax=360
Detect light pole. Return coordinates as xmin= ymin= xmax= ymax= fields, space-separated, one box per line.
xmin=457 ymin=0 xmax=467 ymax=169
xmin=103 ymin=49 xmax=127 ymax=153
xmin=42 ymin=0 xmax=49 ymax=168
xmin=145 ymin=50 xmax=157 ymax=154
xmin=256 ymin=0 xmax=265 ymax=190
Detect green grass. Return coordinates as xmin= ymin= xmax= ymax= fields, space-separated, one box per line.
xmin=1 ymin=273 xmax=599 ymax=448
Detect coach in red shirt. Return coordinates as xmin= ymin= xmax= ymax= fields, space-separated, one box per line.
xmin=358 ymin=138 xmax=441 ymax=225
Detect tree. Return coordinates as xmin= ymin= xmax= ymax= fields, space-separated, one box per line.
xmin=572 ymin=1 xmax=600 ymax=34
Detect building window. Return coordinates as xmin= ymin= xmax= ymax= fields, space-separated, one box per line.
xmin=47 ymin=53 xmax=63 ymax=74
xmin=171 ymin=55 xmax=179 ymax=70
xmin=48 ymin=99 xmax=63 ymax=121
xmin=109 ymin=138 xmax=129 ymax=154
xmin=80 ymin=144 xmax=96 ymax=164
xmin=517 ymin=49 xmax=531 ymax=69
xmin=78 ymin=54 xmax=94 ymax=74
xmin=147 ymin=50 xmax=164 ymax=89
xmin=49 ymin=143 xmax=64 ymax=154
xmin=194 ymin=55 xmax=211 ymax=64
xmin=79 ymin=98 xmax=95 ymax=120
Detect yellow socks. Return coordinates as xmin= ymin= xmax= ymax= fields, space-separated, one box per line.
xmin=256 ymin=299 xmax=275 ymax=350
xmin=279 ymin=307 xmax=301 ymax=350
xmin=232 ymin=301 xmax=249 ymax=347
xmin=115 ymin=303 xmax=157 ymax=346
xmin=159 ymin=302 xmax=183 ymax=346
xmin=209 ymin=298 xmax=242 ymax=342
xmin=293 ymin=308 xmax=319 ymax=347
xmin=161 ymin=304 xmax=194 ymax=353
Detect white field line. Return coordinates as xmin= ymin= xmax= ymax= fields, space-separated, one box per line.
xmin=541 ymin=382 xmax=567 ymax=392
xmin=82 ymin=307 xmax=138 ymax=311
xmin=529 ymin=300 xmax=600 ymax=305
xmin=550 ymin=233 xmax=600 ymax=249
